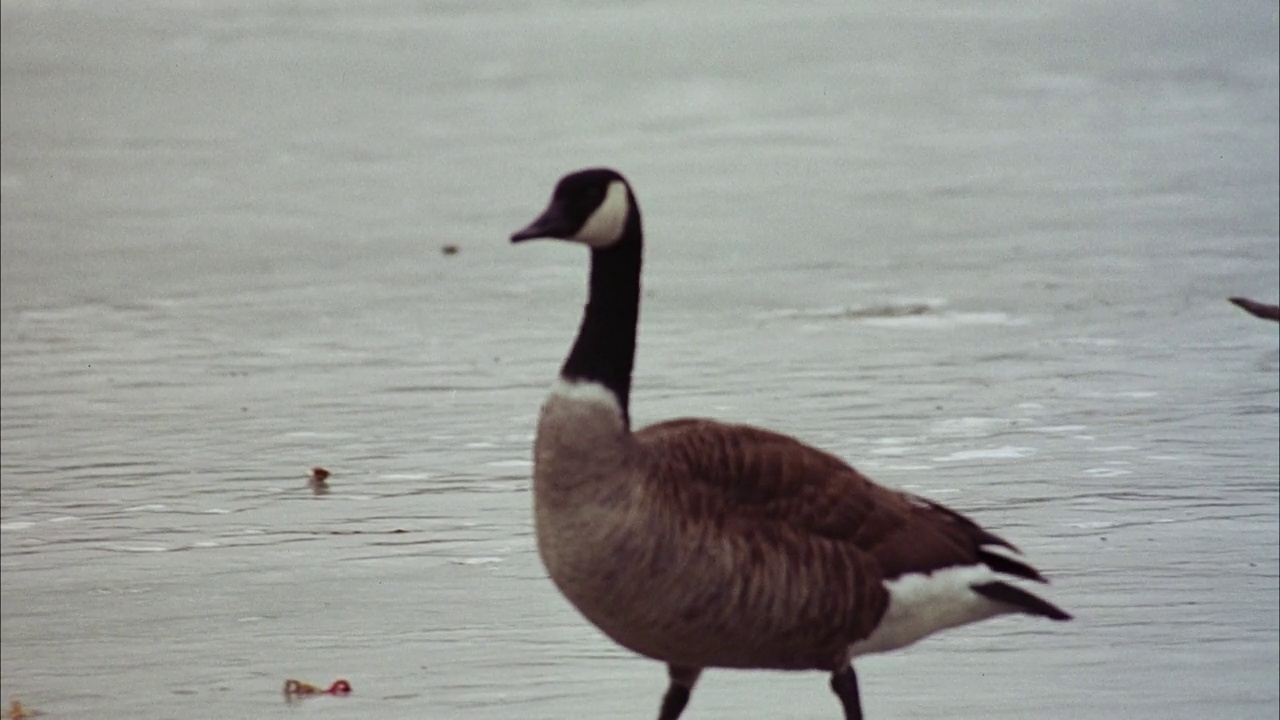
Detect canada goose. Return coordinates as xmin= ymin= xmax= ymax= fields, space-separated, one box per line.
xmin=511 ymin=168 xmax=1070 ymax=720
xmin=1229 ymin=297 xmax=1280 ymax=322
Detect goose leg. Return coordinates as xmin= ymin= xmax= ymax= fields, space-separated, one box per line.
xmin=657 ymin=665 xmax=702 ymax=720
xmin=830 ymin=665 xmax=864 ymax=720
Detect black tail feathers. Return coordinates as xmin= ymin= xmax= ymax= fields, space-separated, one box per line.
xmin=972 ymin=581 xmax=1072 ymax=621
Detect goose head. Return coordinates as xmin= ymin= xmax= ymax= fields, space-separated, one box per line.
xmin=511 ymin=168 xmax=635 ymax=249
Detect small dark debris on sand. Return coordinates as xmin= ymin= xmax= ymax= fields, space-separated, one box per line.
xmin=441 ymin=244 xmax=459 ymax=256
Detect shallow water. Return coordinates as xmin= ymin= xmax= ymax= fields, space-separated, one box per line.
xmin=1 ymin=1 xmax=1277 ymax=718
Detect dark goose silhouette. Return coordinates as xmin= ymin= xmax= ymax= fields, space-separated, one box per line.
xmin=1229 ymin=297 xmax=1280 ymax=322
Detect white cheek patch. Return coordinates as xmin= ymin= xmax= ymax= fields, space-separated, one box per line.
xmin=571 ymin=180 xmax=630 ymax=248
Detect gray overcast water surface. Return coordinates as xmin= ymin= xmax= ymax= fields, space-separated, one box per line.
xmin=2 ymin=1 xmax=1277 ymax=718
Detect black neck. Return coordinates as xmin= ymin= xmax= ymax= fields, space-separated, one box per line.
xmin=559 ymin=210 xmax=643 ymax=428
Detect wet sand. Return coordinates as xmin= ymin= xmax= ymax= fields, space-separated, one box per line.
xmin=2 ymin=1 xmax=1277 ymax=718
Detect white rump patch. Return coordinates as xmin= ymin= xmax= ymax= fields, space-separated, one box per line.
xmin=849 ymin=565 xmax=1011 ymax=658
xmin=571 ymin=180 xmax=630 ymax=248
xmin=549 ymin=377 xmax=623 ymax=411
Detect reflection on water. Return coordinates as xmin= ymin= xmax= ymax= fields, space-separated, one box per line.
xmin=2 ymin=1 xmax=1277 ymax=718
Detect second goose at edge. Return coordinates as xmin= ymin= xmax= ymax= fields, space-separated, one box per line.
xmin=510 ymin=167 xmax=1070 ymax=720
